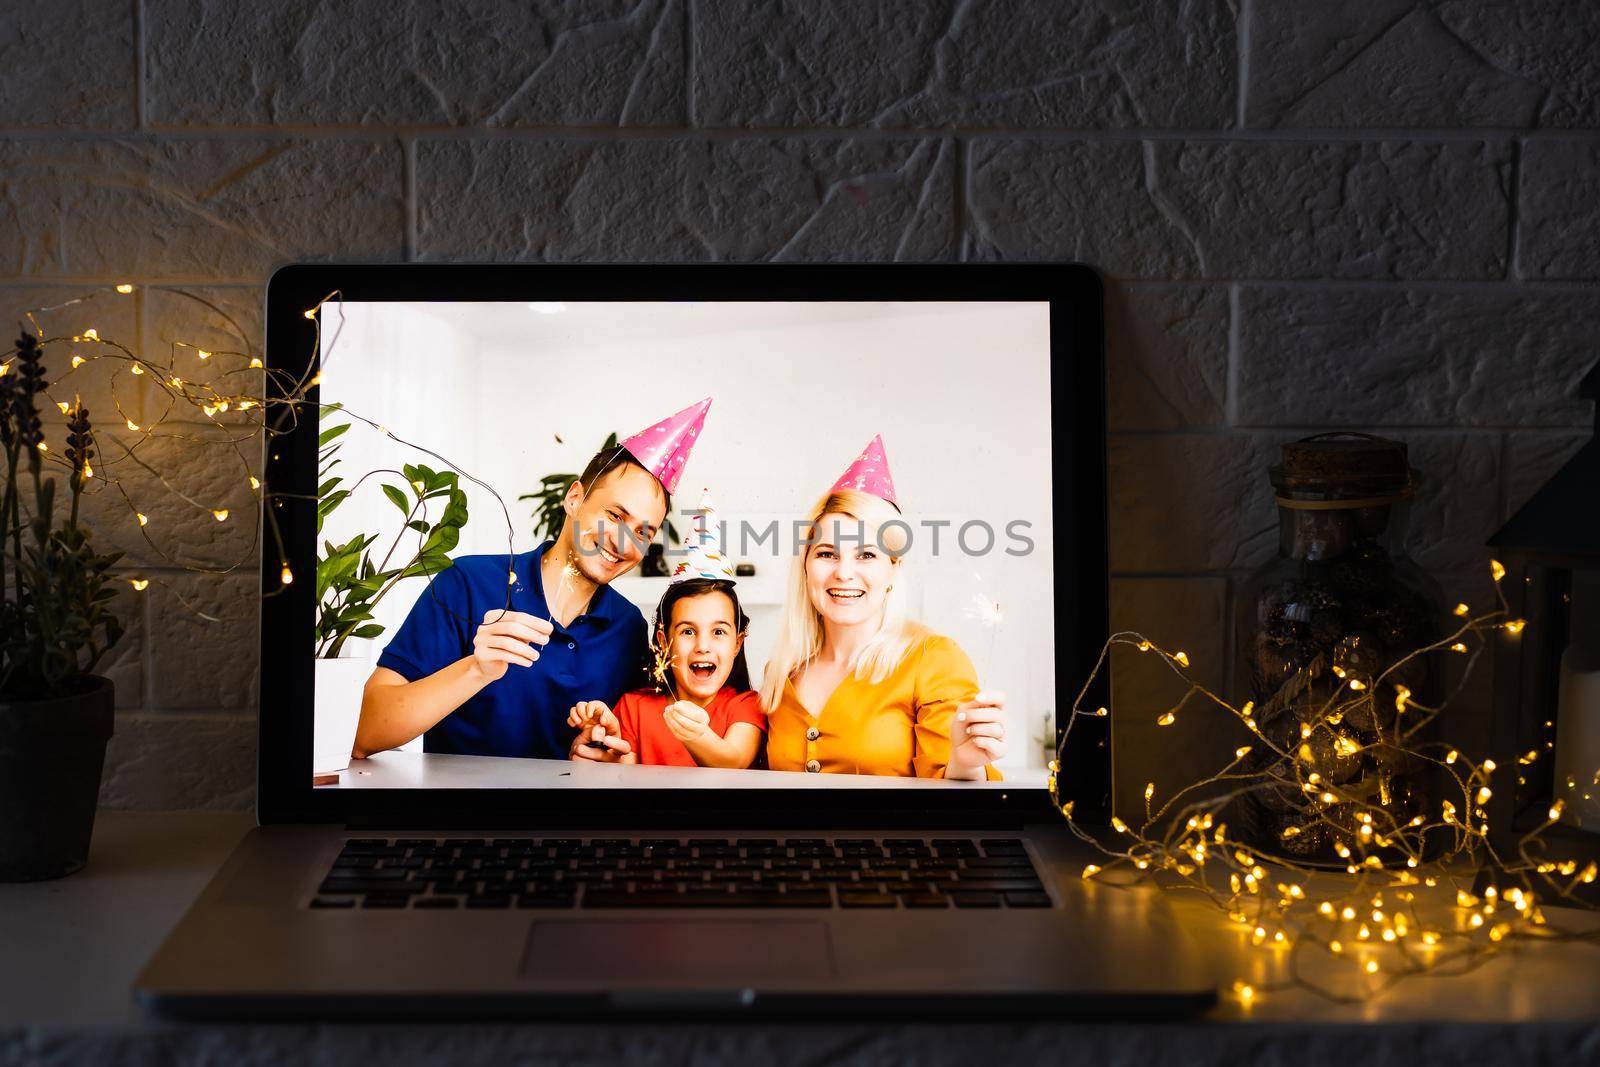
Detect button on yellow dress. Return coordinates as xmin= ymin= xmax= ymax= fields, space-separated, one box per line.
xmin=766 ymin=629 xmax=1002 ymax=780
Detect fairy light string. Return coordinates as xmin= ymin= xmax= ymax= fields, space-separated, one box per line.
xmin=5 ymin=284 xmax=522 ymax=636
xmin=1049 ymin=559 xmax=1600 ymax=1005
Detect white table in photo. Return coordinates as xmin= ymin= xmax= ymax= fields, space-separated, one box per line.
xmin=321 ymin=749 xmax=1046 ymax=789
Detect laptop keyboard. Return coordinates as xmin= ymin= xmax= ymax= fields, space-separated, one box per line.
xmin=311 ymin=837 xmax=1050 ymax=910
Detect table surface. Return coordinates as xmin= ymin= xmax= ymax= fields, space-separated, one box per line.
xmin=326 ymin=750 xmax=1042 ymax=789
xmin=4 ymin=811 xmax=1600 ymax=1064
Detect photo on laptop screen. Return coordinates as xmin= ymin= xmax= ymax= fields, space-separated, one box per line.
xmin=312 ymin=300 xmax=1052 ymax=789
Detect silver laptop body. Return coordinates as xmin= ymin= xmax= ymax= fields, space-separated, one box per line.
xmin=136 ymin=263 xmax=1215 ymax=1019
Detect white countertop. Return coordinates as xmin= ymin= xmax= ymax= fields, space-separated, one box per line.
xmin=3 ymin=812 xmax=1599 ymax=1063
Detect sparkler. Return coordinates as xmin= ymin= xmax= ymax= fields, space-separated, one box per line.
xmin=963 ymin=573 xmax=1005 ymax=685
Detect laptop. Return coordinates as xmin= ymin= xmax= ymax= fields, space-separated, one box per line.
xmin=135 ymin=263 xmax=1216 ymax=1018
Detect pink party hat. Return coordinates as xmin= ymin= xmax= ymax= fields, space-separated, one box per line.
xmin=621 ymin=397 xmax=712 ymax=496
xmin=830 ymin=434 xmax=898 ymax=506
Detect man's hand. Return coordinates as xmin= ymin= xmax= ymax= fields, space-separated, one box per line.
xmin=568 ymin=725 xmax=634 ymax=763
xmin=471 ymin=610 xmax=553 ymax=683
xmin=662 ymin=700 xmax=711 ymax=744
xmin=948 ymin=691 xmax=1006 ymax=779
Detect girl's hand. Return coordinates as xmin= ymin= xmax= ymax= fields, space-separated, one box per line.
xmin=662 ymin=700 xmax=711 ymax=744
xmin=567 ymin=701 xmax=631 ymax=762
xmin=567 ymin=700 xmax=616 ymax=732
xmin=949 ymin=691 xmax=1006 ymax=779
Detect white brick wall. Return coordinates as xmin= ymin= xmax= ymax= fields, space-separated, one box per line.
xmin=1 ymin=0 xmax=1593 ymax=809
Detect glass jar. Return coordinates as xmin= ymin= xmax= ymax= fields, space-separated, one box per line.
xmin=1234 ymin=434 xmax=1446 ymax=864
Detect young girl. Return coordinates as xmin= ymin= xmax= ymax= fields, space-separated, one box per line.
xmin=568 ymin=497 xmax=765 ymax=769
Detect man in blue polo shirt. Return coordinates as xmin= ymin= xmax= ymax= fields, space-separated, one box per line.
xmin=352 ymin=398 xmax=711 ymax=761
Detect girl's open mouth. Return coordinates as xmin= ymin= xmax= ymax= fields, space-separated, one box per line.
xmin=827 ymin=588 xmax=864 ymax=601
xmin=688 ymin=660 xmax=717 ymax=679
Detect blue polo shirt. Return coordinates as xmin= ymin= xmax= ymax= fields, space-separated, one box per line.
xmin=376 ymin=541 xmax=648 ymax=760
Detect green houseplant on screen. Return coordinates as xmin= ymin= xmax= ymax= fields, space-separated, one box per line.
xmin=312 ymin=406 xmax=468 ymax=776
xmin=0 ymin=332 xmax=126 ymax=882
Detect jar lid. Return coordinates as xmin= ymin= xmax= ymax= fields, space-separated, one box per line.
xmin=1271 ymin=432 xmax=1415 ymax=497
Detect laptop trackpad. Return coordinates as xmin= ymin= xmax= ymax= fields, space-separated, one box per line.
xmin=521 ymin=921 xmax=834 ymax=980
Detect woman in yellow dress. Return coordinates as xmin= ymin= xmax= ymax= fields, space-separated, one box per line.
xmin=758 ymin=437 xmax=1006 ymax=780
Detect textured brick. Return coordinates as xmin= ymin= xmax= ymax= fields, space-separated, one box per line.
xmin=1142 ymin=140 xmax=1513 ymax=279
xmin=1503 ymin=431 xmax=1591 ymax=523
xmin=694 ymin=0 xmax=1236 ymax=129
xmin=417 ymin=138 xmax=954 ymax=261
xmin=94 ymin=584 xmax=145 ymax=712
xmin=967 ymin=140 xmax=1197 ymax=276
xmin=0 ymin=285 xmax=143 ymax=422
xmin=1246 ymin=2 xmax=1545 ymax=128
xmin=147 ymin=572 xmax=259 ymax=710
xmin=140 ymin=284 xmax=266 ymax=427
xmin=1518 ymin=138 xmax=1600 ymax=281
xmin=146 ymin=0 xmax=683 ymax=127
xmin=141 ymin=285 xmax=264 ymax=370
xmin=1107 ymin=434 xmax=1277 ymax=573
xmin=0 ymin=0 xmax=135 ymax=129
xmin=0 ymin=139 xmax=404 ymax=282
xmin=1109 ymin=431 xmax=1504 ymax=576
xmin=1387 ymin=433 xmax=1504 ymax=574
xmin=99 ymin=712 xmax=255 ymax=809
xmin=968 ymin=139 xmax=1511 ymax=279
xmin=1434 ymin=1 xmax=1600 ymax=128
xmin=75 ymin=422 xmax=262 ymax=570
xmin=1250 ymin=3 xmax=1600 ymax=130
xmin=1105 ymin=283 xmax=1228 ymax=430
xmin=1109 ymin=577 xmax=1245 ymax=823
xmin=1236 ymin=287 xmax=1600 ymax=428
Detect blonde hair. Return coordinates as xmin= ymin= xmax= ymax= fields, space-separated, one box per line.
xmin=758 ymin=489 xmax=916 ymax=712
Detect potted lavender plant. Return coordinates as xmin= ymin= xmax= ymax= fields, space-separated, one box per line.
xmin=0 ymin=331 xmax=125 ymax=881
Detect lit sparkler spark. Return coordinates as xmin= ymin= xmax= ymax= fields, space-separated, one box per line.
xmin=964 ymin=592 xmax=1004 ymax=627
xmin=651 ymin=640 xmax=675 ymax=694
xmin=965 ymin=574 xmax=1005 ymax=686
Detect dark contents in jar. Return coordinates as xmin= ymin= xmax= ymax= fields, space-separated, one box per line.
xmin=1235 ymin=436 xmax=1445 ymax=865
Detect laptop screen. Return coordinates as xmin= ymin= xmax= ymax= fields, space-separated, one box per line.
xmin=312 ymin=299 xmax=1052 ymax=791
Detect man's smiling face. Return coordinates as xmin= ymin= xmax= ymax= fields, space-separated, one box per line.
xmin=564 ymin=461 xmax=668 ymax=585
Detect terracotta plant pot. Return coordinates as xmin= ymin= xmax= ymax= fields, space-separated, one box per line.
xmin=0 ymin=676 xmax=114 ymax=881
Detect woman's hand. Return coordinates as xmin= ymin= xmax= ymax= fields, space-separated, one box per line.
xmin=948 ymin=691 xmax=1006 ymax=779
xmin=662 ymin=700 xmax=711 ymax=744
xmin=567 ymin=700 xmax=633 ymax=763
xmin=471 ymin=609 xmax=553 ymax=682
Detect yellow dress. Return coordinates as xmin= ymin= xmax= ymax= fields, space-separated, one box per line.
xmin=766 ymin=629 xmax=1003 ymax=780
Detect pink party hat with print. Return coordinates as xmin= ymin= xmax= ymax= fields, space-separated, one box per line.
xmin=621 ymin=397 xmax=711 ymax=496
xmin=830 ymin=434 xmax=898 ymax=507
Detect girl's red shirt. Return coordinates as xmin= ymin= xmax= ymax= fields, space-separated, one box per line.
xmin=613 ymin=687 xmax=767 ymax=768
